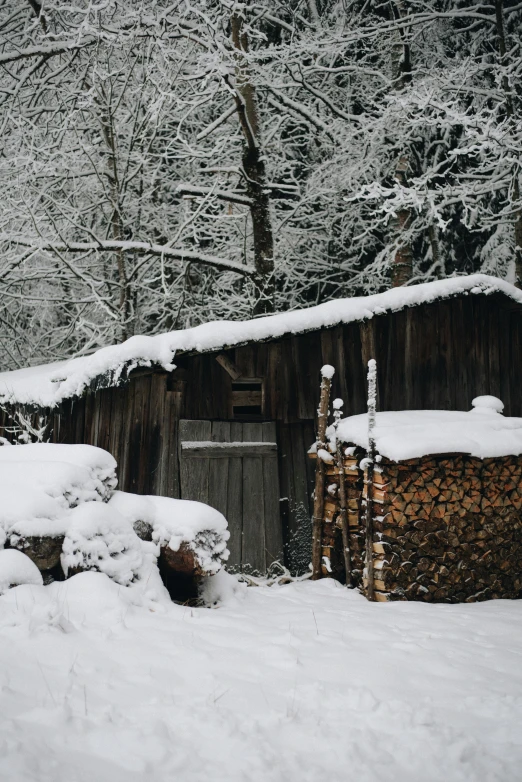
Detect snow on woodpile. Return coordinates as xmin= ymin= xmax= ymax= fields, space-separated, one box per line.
xmin=61 ymin=503 xmax=146 ymax=586
xmin=108 ymin=491 xmax=230 ymax=575
xmin=335 ymin=397 xmax=522 ymax=461
xmin=0 ymin=549 xmax=43 ymax=595
xmin=0 ymin=443 xmax=117 ymax=546
xmin=0 ymin=443 xmax=229 ymax=596
xmin=0 ymin=274 xmax=520 ymax=408
xmin=321 ymin=397 xmax=522 ymax=603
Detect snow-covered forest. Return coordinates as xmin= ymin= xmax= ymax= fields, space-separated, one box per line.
xmin=1 ymin=0 xmax=521 ymax=367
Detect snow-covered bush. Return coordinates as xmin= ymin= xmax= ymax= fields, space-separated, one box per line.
xmin=61 ymin=503 xmax=144 ymax=586
xmin=0 ymin=549 xmax=43 ymax=594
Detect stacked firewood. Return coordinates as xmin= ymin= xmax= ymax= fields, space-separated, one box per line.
xmin=313 ymin=448 xmax=366 ymax=583
xmin=315 ymin=450 xmax=522 ymax=603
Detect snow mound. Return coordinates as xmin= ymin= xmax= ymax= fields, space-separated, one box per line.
xmin=471 ymin=395 xmax=504 ymax=414
xmin=0 ymin=443 xmax=117 ymax=545
xmin=0 ymin=443 xmax=117 ymax=498
xmin=61 ymin=503 xmax=144 ymax=586
xmin=0 ymin=549 xmax=43 ymax=594
xmin=108 ymin=491 xmax=229 ymax=575
xmin=199 ymin=569 xmax=247 ymax=606
xmin=0 ymin=274 xmax=519 ymax=408
xmin=335 ymin=405 xmax=522 ymax=461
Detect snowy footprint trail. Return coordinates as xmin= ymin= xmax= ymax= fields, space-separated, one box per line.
xmin=1 ymin=574 xmax=522 ymax=782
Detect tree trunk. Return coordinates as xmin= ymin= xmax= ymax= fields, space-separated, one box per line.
xmin=99 ymin=101 xmax=132 ymax=340
xmin=390 ymin=2 xmax=413 ymax=288
xmin=494 ymin=0 xmax=522 ymax=287
xmin=231 ymin=13 xmax=274 ymax=314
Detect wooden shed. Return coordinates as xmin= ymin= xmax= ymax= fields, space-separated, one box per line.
xmin=1 ymin=274 xmax=522 ymax=575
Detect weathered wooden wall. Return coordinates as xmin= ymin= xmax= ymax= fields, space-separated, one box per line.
xmin=1 ymin=293 xmax=521 ymax=570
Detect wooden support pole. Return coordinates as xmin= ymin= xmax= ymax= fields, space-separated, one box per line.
xmin=333 ymin=398 xmax=352 ymax=586
xmin=364 ymin=359 xmax=377 ymax=601
xmin=311 ymin=365 xmax=334 ymax=580
xmin=336 ymin=440 xmax=352 ymax=586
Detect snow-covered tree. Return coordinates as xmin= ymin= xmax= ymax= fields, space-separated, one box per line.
xmin=0 ymin=1 xmax=520 ymax=369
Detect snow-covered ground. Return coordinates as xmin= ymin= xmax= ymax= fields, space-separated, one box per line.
xmin=1 ymin=573 xmax=521 ymax=782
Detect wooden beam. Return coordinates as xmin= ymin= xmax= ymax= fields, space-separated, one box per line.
xmin=216 ymin=353 xmax=243 ymax=380
xmin=231 ymin=390 xmax=262 ymax=407
xmin=181 ymin=441 xmax=276 ymax=458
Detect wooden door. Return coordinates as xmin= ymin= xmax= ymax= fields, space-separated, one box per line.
xmin=179 ymin=420 xmax=283 ymax=574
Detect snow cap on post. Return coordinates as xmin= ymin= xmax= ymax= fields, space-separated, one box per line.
xmin=470 ymin=396 xmax=504 ymax=415
xmin=321 ymin=364 xmax=335 ymax=380
xmin=332 ymin=398 xmax=343 ymax=410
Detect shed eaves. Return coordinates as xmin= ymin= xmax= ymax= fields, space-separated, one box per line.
xmin=0 ymin=274 xmax=520 ymax=409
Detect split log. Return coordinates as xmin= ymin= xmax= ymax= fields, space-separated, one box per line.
xmin=11 ymin=535 xmax=64 ymax=571
xmin=159 ymin=543 xmax=211 ymax=603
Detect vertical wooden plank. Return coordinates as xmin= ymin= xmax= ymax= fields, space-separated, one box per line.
xmin=333 ymin=326 xmax=349 ymax=414
xmin=403 ymin=309 xmax=415 ymax=409
xmin=165 ymin=385 xmax=183 ymax=498
xmin=498 ymin=304 xmax=510 ymax=415
xmin=226 ymin=421 xmax=243 ymax=570
xmin=281 ymin=337 xmax=299 ymax=423
xmin=277 ymin=421 xmax=293 ymax=566
xmin=470 ymin=297 xmax=488 ymax=401
xmin=83 ymin=390 xmax=95 ymax=445
xmin=291 ymin=422 xmax=313 ymax=557
xmin=320 ymin=329 xmax=336 ymax=376
xmin=73 ymin=398 xmax=86 ymax=445
xmin=277 ymin=421 xmax=313 ymax=574
xmin=508 ymin=311 xmax=519 ymax=416
xmin=91 ymin=392 xmax=101 ymax=447
xmin=108 ymin=386 xmax=125 ymax=478
xmin=487 ymin=299 xmax=501 ymax=401
xmin=383 ymin=311 xmax=398 ymax=411
xmin=359 ymin=320 xmax=380 ymax=409
xmin=234 ymin=344 xmax=256 ymax=378
xmin=179 ymin=420 xmax=211 ymax=503
xmin=118 ymin=382 xmax=134 ymax=493
xmin=126 ymin=379 xmax=142 ymax=494
xmin=292 ymin=332 xmax=323 ymax=420
xmin=241 ymin=421 xmax=265 ymax=574
xmin=424 ymin=302 xmax=440 ymax=410
xmin=261 ymin=421 xmax=283 ymax=568
xmin=149 ymin=374 xmax=168 ymax=496
xmin=96 ymin=389 xmax=113 ymax=454
xmin=210 ymin=355 xmax=231 ymax=418
xmin=208 ymin=421 xmax=230 ymax=517
xmin=512 ymin=312 xmax=522 ymax=416
xmin=451 ymin=297 xmax=469 ymax=410
xmin=267 ymin=341 xmax=281 ymax=420
xmin=438 ymin=300 xmax=453 ymax=409
xmin=342 ymin=323 xmax=366 ymax=415
xmin=130 ymin=375 xmax=152 ymax=495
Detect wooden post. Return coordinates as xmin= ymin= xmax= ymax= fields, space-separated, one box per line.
xmin=333 ymin=398 xmax=352 ymax=586
xmin=311 ymin=365 xmax=334 ymax=580
xmin=364 ymin=359 xmax=377 ymax=601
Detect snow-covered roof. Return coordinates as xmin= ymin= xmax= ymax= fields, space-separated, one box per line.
xmin=0 ymin=273 xmax=520 ymax=408
xmin=335 ymin=397 xmax=522 ymax=461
